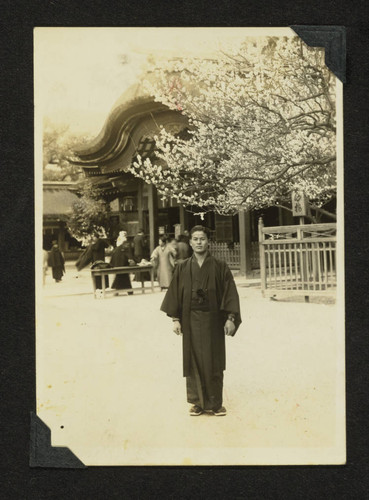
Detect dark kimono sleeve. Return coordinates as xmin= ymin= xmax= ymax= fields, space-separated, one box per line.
xmin=160 ymin=264 xmax=183 ymax=319
xmin=75 ymin=245 xmax=93 ymax=271
xmin=109 ymin=247 xmax=119 ymax=267
xmin=125 ymin=242 xmax=134 ymax=261
xmin=220 ymin=263 xmax=242 ymax=336
xmin=110 ymin=246 xmax=129 ymax=267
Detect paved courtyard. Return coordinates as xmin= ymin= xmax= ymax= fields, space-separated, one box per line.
xmin=36 ymin=262 xmax=345 ymax=465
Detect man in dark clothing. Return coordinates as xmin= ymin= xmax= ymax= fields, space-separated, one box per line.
xmin=110 ymin=237 xmax=135 ymax=292
xmin=133 ymin=228 xmax=147 ymax=263
xmin=161 ymin=225 xmax=241 ymax=417
xmin=76 ymin=233 xmax=110 ymax=289
xmin=90 ymin=233 xmax=110 ymax=289
xmin=48 ymin=241 xmax=65 ymax=282
xmin=90 ymin=233 xmax=109 ymax=262
xmin=133 ymin=228 xmax=150 ymax=282
xmin=177 ymin=234 xmax=191 ymax=261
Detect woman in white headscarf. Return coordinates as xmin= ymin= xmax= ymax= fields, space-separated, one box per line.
xmin=116 ymin=230 xmax=127 ymax=247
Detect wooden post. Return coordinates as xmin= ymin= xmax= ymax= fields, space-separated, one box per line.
xmin=239 ymin=210 xmax=252 ymax=277
xmin=179 ymin=205 xmax=188 ymax=233
xmin=137 ymin=180 xmax=144 ymax=230
xmin=297 ymin=217 xmax=309 ymax=300
xmin=148 ymin=183 xmax=158 ymax=254
xmin=258 ymin=217 xmax=266 ymax=295
xmin=58 ymin=222 xmax=65 ymax=252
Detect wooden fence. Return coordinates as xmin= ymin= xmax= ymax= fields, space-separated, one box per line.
xmin=208 ymin=242 xmax=240 ymax=269
xmin=258 ymin=219 xmax=337 ymax=299
xmin=208 ymin=241 xmax=260 ymax=270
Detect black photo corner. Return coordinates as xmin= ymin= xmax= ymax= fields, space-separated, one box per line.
xmin=1 ymin=0 xmax=369 ymax=497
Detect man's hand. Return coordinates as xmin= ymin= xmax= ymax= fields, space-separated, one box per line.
xmin=173 ymin=320 xmax=182 ymax=336
xmin=224 ymin=319 xmax=236 ymax=336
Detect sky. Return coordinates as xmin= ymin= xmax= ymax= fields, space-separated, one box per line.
xmin=34 ymin=27 xmax=292 ymax=138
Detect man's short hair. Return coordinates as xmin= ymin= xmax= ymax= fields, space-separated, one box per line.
xmin=190 ymin=225 xmax=210 ymax=239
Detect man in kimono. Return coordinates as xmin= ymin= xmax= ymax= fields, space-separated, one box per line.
xmin=161 ymin=225 xmax=241 ymax=416
xmin=133 ymin=228 xmax=148 ymax=263
xmin=48 ymin=240 xmax=65 ymax=283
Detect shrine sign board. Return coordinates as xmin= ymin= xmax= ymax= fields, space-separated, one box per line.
xmin=292 ymin=191 xmax=309 ymax=217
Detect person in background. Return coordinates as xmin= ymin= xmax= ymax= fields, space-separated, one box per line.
xmin=182 ymin=229 xmax=190 ymax=242
xmin=76 ymin=232 xmax=110 ymax=289
xmin=48 ymin=240 xmax=65 ymax=283
xmin=177 ymin=234 xmax=191 ymax=261
xmin=133 ymin=228 xmax=150 ymax=282
xmin=116 ymin=230 xmax=127 ymax=247
xmin=150 ymin=235 xmax=176 ymax=290
xmin=90 ymin=232 xmax=110 ymax=289
xmin=133 ymin=228 xmax=148 ymax=263
xmin=161 ymin=225 xmax=241 ymax=417
xmin=169 ymin=237 xmax=178 ymax=261
xmin=43 ymin=249 xmax=48 ymax=285
xmin=110 ymin=233 xmax=135 ymax=294
xmin=90 ymin=232 xmax=109 ymax=262
xmin=182 ymin=230 xmax=193 ymax=256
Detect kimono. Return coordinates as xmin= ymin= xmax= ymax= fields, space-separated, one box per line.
xmin=177 ymin=241 xmax=190 ymax=261
xmin=161 ymin=253 xmax=241 ymax=411
xmin=48 ymin=246 xmax=65 ymax=282
xmin=133 ymin=233 xmax=150 ymax=282
xmin=150 ymin=244 xmax=176 ymax=289
xmin=133 ymin=233 xmax=148 ymax=262
xmin=76 ymin=238 xmax=110 ymax=289
xmin=109 ymin=243 xmax=132 ymax=290
xmin=91 ymin=238 xmax=109 ymax=262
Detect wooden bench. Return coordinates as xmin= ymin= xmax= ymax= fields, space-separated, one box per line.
xmin=91 ymin=265 xmax=155 ymax=298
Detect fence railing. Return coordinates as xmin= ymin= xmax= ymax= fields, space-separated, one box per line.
xmin=208 ymin=242 xmax=240 ymax=269
xmin=258 ymin=219 xmax=337 ymax=299
xmin=208 ymin=241 xmax=260 ymax=270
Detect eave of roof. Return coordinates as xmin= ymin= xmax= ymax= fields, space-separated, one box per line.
xmin=71 ymin=88 xmax=189 ymax=175
xmin=43 ymin=185 xmax=80 ymax=217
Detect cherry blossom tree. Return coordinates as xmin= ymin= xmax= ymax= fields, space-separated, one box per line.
xmin=130 ymin=36 xmax=337 ymax=220
xmin=43 ymin=120 xmax=91 ymax=182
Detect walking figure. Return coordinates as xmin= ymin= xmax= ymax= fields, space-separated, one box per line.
xmin=48 ymin=240 xmax=65 ymax=283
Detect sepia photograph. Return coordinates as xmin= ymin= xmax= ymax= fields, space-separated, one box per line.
xmin=34 ymin=27 xmax=345 ymax=466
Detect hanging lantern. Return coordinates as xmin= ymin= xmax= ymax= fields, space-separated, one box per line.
xmin=122 ymin=196 xmax=135 ymax=211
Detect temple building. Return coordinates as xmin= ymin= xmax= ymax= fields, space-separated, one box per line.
xmin=43 ymin=181 xmax=82 ymax=258
xmin=71 ymin=82 xmax=292 ymax=275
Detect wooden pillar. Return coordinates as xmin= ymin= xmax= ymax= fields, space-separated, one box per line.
xmin=179 ymin=205 xmax=188 ymax=233
xmin=58 ymin=222 xmax=66 ymax=252
xmin=148 ymin=184 xmax=158 ymax=253
xmin=258 ymin=217 xmax=266 ymax=294
xmin=238 ymin=210 xmax=252 ymax=277
xmin=137 ymin=180 xmax=144 ymax=230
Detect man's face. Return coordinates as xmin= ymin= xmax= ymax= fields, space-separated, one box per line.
xmin=190 ymin=231 xmax=209 ymax=255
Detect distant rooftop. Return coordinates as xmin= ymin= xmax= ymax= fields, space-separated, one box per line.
xmin=43 ymin=182 xmax=79 ymax=218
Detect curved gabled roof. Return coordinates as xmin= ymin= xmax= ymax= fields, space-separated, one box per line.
xmin=72 ymin=81 xmax=189 ymax=175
